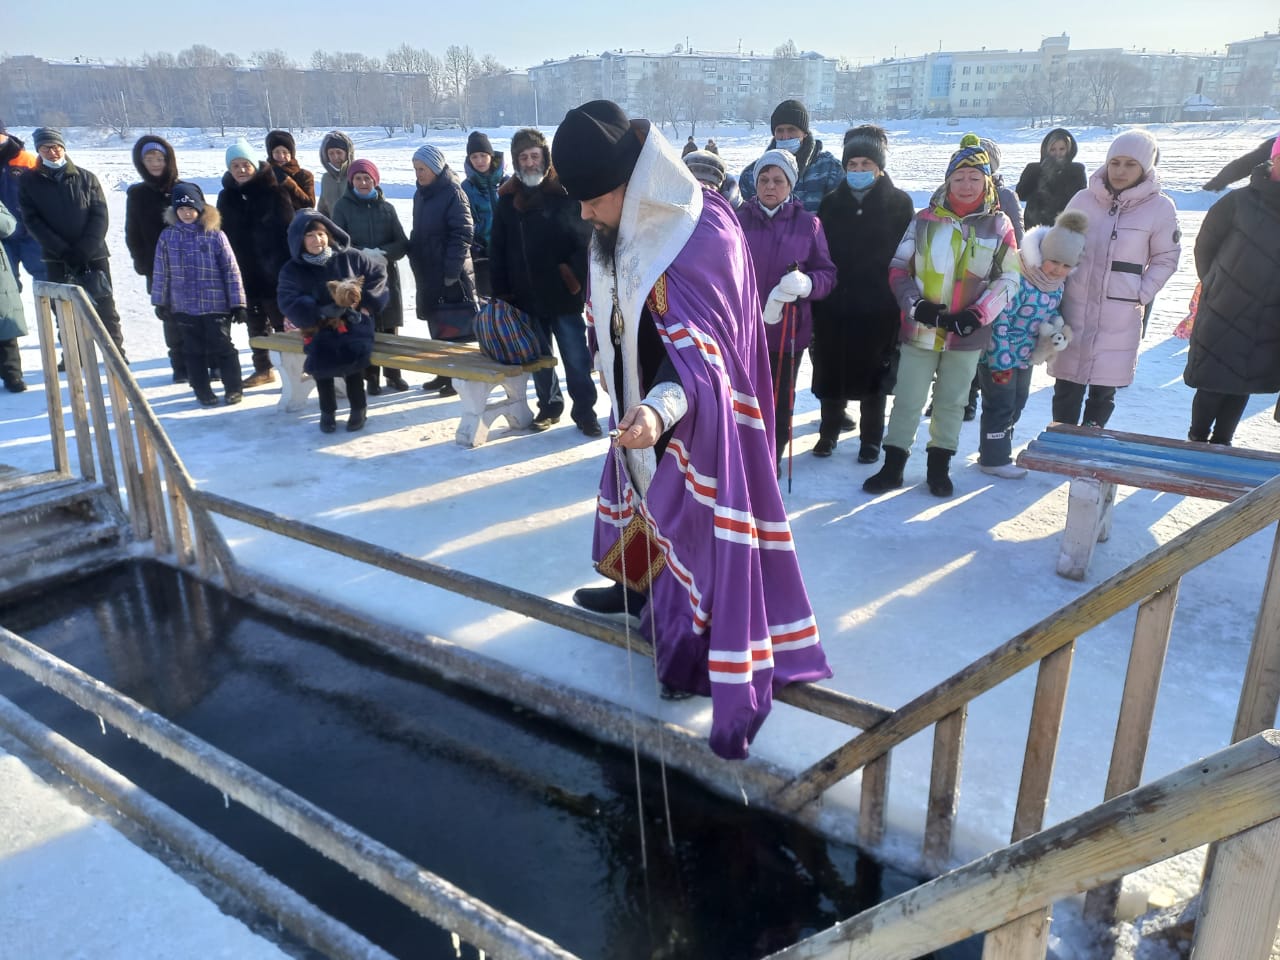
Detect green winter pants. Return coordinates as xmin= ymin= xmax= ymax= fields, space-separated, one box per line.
xmin=884 ymin=344 xmax=981 ymax=454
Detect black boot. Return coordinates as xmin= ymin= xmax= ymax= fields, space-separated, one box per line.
xmin=572 ymin=581 xmax=646 ymax=615
xmin=926 ymin=447 xmax=955 ymax=497
xmin=346 ymin=407 xmax=367 ymax=432
xmin=319 ymin=411 xmax=337 ymax=433
xmin=863 ymin=445 xmax=908 ymax=493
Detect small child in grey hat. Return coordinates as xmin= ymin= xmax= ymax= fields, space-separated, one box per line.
xmin=977 ymin=210 xmax=1089 ymax=478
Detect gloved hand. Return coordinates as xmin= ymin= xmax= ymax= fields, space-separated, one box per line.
xmin=941 ymin=309 xmax=981 ymax=337
xmin=912 ymin=300 xmax=945 ymax=327
xmin=155 ymin=305 xmax=171 ymax=322
xmin=766 ymin=283 xmax=799 ymax=305
xmin=762 ymin=297 xmax=785 ymax=326
xmin=62 ymin=251 xmax=87 ymax=271
xmin=776 ymin=270 xmax=813 ymax=299
xmin=230 ymin=307 xmax=249 ymax=325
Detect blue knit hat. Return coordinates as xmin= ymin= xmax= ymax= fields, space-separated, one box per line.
xmin=413 ymin=143 xmax=446 ymax=174
xmin=225 ymin=138 xmax=256 ymax=170
xmin=945 ymin=133 xmax=991 ymax=179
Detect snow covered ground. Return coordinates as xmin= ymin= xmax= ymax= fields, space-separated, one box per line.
xmin=1 ymin=118 xmax=1278 ymax=955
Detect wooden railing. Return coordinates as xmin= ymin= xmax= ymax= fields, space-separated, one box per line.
xmin=34 ymin=281 xmax=1280 ymax=957
xmin=34 ymin=281 xmax=241 ymax=590
xmin=765 ymin=731 xmax=1280 ymax=960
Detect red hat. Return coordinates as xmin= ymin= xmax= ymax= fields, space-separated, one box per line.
xmin=346 ymin=158 xmax=380 ymax=187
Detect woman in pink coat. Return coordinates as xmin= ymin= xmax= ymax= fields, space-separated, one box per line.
xmin=1048 ymin=130 xmax=1181 ymax=426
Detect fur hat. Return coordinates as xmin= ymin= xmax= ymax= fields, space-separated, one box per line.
xmin=510 ymin=128 xmax=548 ymax=166
xmin=551 ymin=100 xmax=643 ymax=202
xmin=946 ymin=133 xmax=991 ymax=179
xmin=412 ymin=144 xmax=446 ymax=175
xmin=770 ymin=99 xmax=810 ymax=135
xmin=171 ymin=181 xmax=206 ymax=214
xmin=683 ymin=150 xmax=725 ymax=188
xmin=265 ymin=129 xmax=296 ymax=159
xmin=1040 ymin=210 xmax=1089 ymax=267
xmin=1107 ymin=129 xmax=1159 ymax=173
xmin=33 ymin=127 xmax=65 ymax=150
xmin=843 ymin=124 xmax=888 ymax=170
xmin=755 ymin=149 xmax=798 ymax=188
xmin=466 ymin=131 xmax=494 ymax=157
xmin=225 ymin=138 xmax=256 ymax=170
xmin=346 ymin=158 xmax=380 ymax=187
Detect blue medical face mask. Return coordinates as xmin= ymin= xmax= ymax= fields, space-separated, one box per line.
xmin=846 ymin=170 xmax=876 ymax=190
xmin=775 ymin=137 xmax=802 ymax=154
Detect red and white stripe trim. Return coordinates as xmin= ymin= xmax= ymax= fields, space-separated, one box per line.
xmin=713 ymin=506 xmax=796 ymax=551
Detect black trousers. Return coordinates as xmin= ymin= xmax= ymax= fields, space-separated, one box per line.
xmin=820 ymin=395 xmax=885 ymax=446
xmin=0 ymin=337 xmax=21 ymax=384
xmin=178 ymin=314 xmax=242 ymax=400
xmin=1190 ymin=390 xmax=1249 ymax=444
xmin=315 ymin=373 xmax=367 ymax=414
xmin=1052 ymin=379 xmax=1117 ymax=427
xmin=246 ymin=297 xmax=285 ymax=373
xmin=46 ymin=259 xmax=124 ymax=351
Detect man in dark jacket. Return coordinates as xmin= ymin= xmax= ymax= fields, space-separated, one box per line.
xmin=125 ymin=135 xmax=186 ymax=380
xmin=0 ymin=127 xmax=45 ymax=290
xmin=18 ymin=127 xmax=125 ymax=353
xmin=738 ymin=99 xmax=842 ymax=213
xmin=490 ymin=128 xmax=598 ymax=434
xmin=216 ymin=138 xmax=295 ymax=386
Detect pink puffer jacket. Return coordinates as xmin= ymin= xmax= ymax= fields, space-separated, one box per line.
xmin=1048 ymin=168 xmax=1181 ymax=387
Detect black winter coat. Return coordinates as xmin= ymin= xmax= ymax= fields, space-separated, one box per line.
xmin=216 ymin=164 xmax=295 ymax=299
xmin=811 ymin=176 xmax=916 ymax=400
xmin=1184 ymin=165 xmax=1280 ymax=395
xmin=124 ymin=135 xmax=178 ymax=283
xmin=18 ymin=158 xmax=110 ymax=265
xmin=1015 ymin=128 xmax=1088 ymax=229
xmin=332 ymin=187 xmax=409 ymax=331
xmin=489 ymin=171 xmax=589 ymax=319
xmin=409 ymin=168 xmax=477 ymax=318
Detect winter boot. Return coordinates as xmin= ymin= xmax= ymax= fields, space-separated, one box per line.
xmin=346 ymin=406 xmax=367 ymax=432
xmin=862 ymin=445 xmax=908 ymax=493
xmin=319 ymin=411 xmax=337 ymax=434
xmin=926 ymin=447 xmax=955 ymax=497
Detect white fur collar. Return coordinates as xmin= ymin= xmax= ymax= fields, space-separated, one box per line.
xmin=1020 ymin=225 xmax=1047 ymax=269
xmin=588 ymin=128 xmax=702 ymax=497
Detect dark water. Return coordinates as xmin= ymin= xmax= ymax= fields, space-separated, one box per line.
xmin=0 ymin=562 xmax=981 ymax=960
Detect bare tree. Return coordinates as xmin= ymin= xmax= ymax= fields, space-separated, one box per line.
xmin=444 ymin=45 xmax=478 ymax=123
xmin=1077 ymin=55 xmax=1139 ymax=123
xmin=92 ymin=63 xmax=133 ymax=139
xmin=176 ymin=44 xmax=238 ymax=132
xmin=138 ymin=51 xmax=183 ymax=126
xmin=770 ymin=39 xmax=804 ymax=106
xmin=385 ymin=44 xmax=444 ymax=134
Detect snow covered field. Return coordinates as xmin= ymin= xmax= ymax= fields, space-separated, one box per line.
xmin=1 ymin=118 xmax=1278 ymax=949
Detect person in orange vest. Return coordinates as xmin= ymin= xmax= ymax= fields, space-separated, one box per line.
xmin=0 ymin=126 xmax=46 ymax=290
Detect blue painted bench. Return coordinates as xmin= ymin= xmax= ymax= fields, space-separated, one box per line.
xmin=1016 ymin=423 xmax=1280 ymax=579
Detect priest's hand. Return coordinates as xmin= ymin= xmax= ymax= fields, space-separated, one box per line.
xmin=615 ymin=403 xmax=664 ymax=449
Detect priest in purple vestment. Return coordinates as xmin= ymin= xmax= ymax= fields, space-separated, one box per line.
xmin=552 ymin=100 xmax=832 ymax=760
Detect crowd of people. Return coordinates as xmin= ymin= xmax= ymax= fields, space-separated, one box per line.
xmin=0 ymin=114 xmax=1273 ymax=453
xmin=0 ymin=106 xmax=1274 ymax=759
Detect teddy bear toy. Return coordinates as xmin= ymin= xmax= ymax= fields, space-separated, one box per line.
xmin=1031 ymin=315 xmax=1072 ymax=365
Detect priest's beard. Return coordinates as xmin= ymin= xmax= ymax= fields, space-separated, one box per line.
xmin=592 ymin=225 xmax=618 ymax=265
xmin=518 ymin=170 xmax=545 ymax=188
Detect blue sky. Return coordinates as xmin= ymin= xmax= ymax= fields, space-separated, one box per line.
xmin=5 ymin=1 xmax=1277 ymax=68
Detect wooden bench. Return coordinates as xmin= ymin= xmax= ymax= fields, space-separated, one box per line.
xmin=1016 ymin=423 xmax=1280 ymax=580
xmin=249 ymin=331 xmax=557 ymax=448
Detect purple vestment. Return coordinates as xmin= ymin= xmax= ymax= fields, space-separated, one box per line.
xmin=587 ymin=129 xmax=831 ymax=760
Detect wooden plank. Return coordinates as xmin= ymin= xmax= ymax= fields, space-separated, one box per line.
xmin=55 ymin=298 xmax=95 ymax=482
xmin=858 ymin=753 xmax=890 ymax=848
xmin=1191 ymin=818 xmax=1280 ymax=960
xmin=134 ymin=426 xmax=171 ymax=555
xmin=1232 ymin=522 xmax=1280 ymax=744
xmin=250 ymin=331 xmax=557 ymax=375
xmin=1011 ymin=643 xmax=1074 ymax=842
xmin=1017 ymin=451 xmax=1256 ymax=502
xmin=1057 ymin=479 xmax=1114 ymax=580
xmin=78 ymin=334 xmax=120 ymax=509
xmin=774 ymin=475 xmax=1280 ymax=813
xmin=105 ymin=375 xmax=148 ymax=538
xmin=166 ymin=470 xmax=194 ymax=567
xmin=764 ymin=732 xmax=1280 ymax=960
xmin=923 ymin=707 xmax=967 ymax=875
xmin=1043 ymin=423 xmax=1280 ymax=465
xmin=1084 ymin=582 xmax=1180 ymax=927
xmin=34 ymin=291 xmax=69 ymax=475
xmin=1029 ymin=431 xmax=1280 ymax=479
xmin=981 ymin=912 xmax=1048 ymax=960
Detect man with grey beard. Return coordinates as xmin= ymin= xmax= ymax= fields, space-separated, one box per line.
xmin=489 ymin=128 xmax=599 ymax=435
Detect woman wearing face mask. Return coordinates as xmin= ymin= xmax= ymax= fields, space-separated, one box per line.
xmin=737 ymin=99 xmax=842 ymax=213
xmin=735 ymin=148 xmax=836 ymax=468
xmin=811 ymin=126 xmax=914 ymax=465
xmin=1048 ymin=129 xmax=1181 ymax=428
xmin=866 ymin=134 xmax=1021 ymax=498
xmin=332 ymin=159 xmax=411 ymax=395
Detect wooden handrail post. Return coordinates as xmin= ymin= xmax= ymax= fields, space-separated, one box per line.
xmin=923 ymin=707 xmax=967 ymax=875
xmin=55 ymin=296 xmax=94 ymax=481
xmin=859 ymin=753 xmax=890 ymax=848
xmin=34 ymin=291 xmax=69 ymax=475
xmin=1232 ymin=522 xmax=1280 ymax=744
xmin=78 ymin=331 xmax=121 ymax=508
xmin=1191 ymin=818 xmax=1280 ymax=960
xmin=1085 ymin=581 xmax=1180 ymax=926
